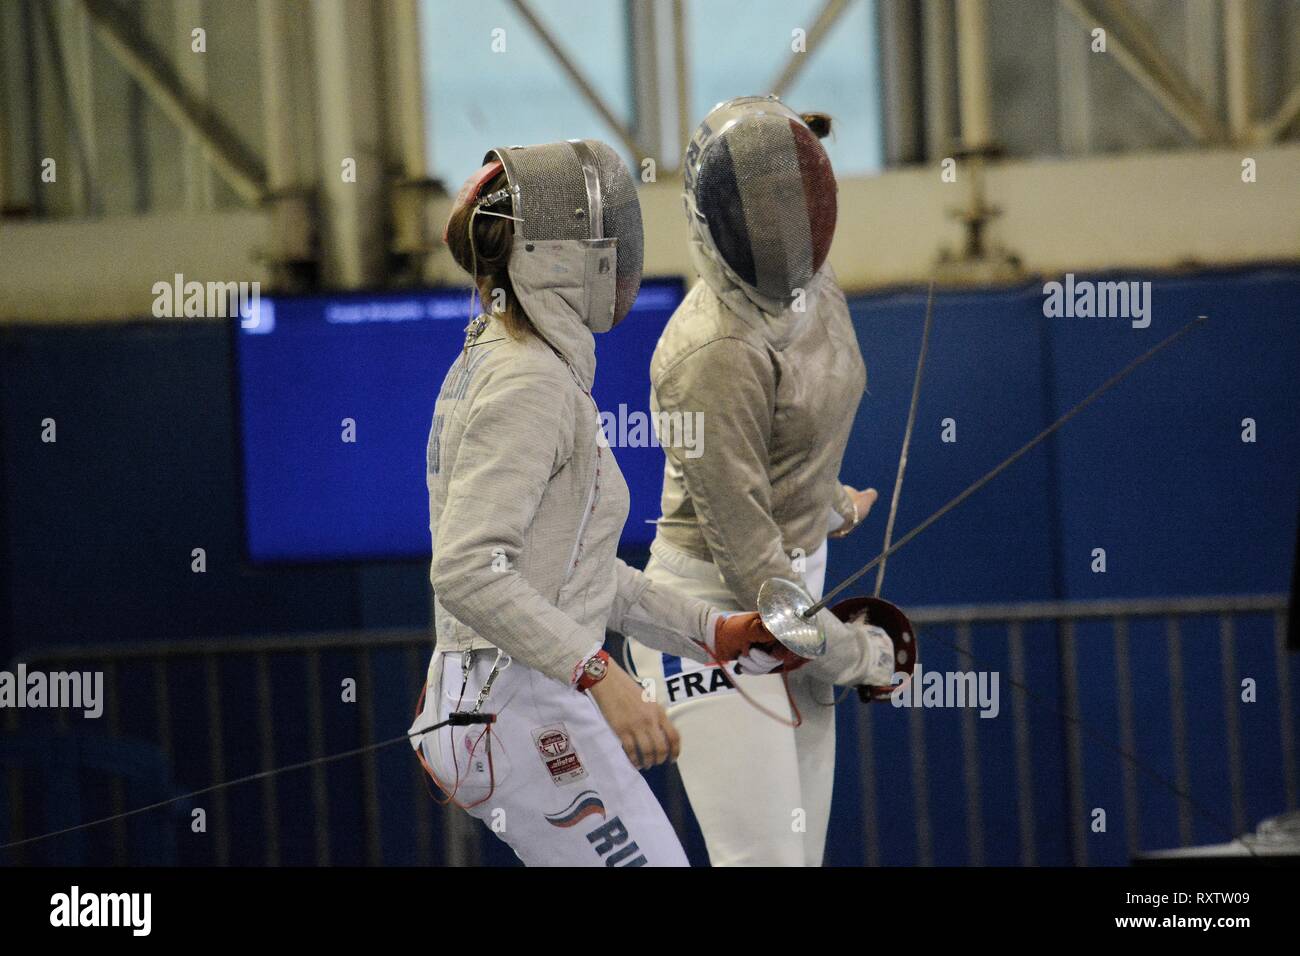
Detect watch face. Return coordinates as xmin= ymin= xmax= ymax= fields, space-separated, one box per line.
xmin=585 ymin=656 xmax=608 ymax=681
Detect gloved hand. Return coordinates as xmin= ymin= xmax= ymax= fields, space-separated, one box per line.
xmin=792 ymin=612 xmax=896 ymax=687
xmin=706 ymin=609 xmax=896 ymax=684
xmin=708 ymin=611 xmax=777 ymax=661
xmin=734 ymin=644 xmax=786 ymax=675
xmin=707 ymin=612 xmax=807 ymax=675
xmin=749 ymin=642 xmax=809 ymax=674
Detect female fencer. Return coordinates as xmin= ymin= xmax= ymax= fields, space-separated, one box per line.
xmin=629 ymin=98 xmax=890 ymax=866
xmin=405 ymin=139 xmax=877 ymax=867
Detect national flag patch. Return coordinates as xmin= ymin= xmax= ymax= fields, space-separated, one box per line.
xmin=544 ymin=789 xmax=606 ymax=828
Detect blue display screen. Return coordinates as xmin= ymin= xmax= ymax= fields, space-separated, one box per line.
xmin=234 ymin=280 xmax=684 ymax=562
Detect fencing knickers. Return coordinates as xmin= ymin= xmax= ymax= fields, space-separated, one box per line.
xmin=628 ymin=539 xmax=836 ymax=866
xmin=412 ymin=651 xmax=688 ymax=867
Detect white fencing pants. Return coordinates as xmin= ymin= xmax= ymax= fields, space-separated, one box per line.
xmin=628 ymin=540 xmax=837 ymax=867
xmin=411 ymin=650 xmax=688 ymax=867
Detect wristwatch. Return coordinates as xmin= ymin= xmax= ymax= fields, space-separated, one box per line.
xmin=576 ymin=650 xmax=611 ymax=692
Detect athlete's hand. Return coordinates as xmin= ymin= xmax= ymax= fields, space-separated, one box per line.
xmin=589 ymin=660 xmax=681 ymax=770
xmin=806 ymin=614 xmax=897 ymax=687
xmin=710 ymin=611 xmax=777 ymax=660
xmin=736 ymin=644 xmax=804 ymax=675
xmin=711 ymin=612 xmax=816 ymax=674
xmin=829 ymin=486 xmax=878 ymax=538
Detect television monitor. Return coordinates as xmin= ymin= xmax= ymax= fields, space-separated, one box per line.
xmin=234 ymin=280 xmax=685 ymax=563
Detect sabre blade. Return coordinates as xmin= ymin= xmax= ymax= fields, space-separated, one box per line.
xmin=873 ymin=281 xmax=935 ymax=598
xmin=804 ymin=314 xmax=1209 ymax=618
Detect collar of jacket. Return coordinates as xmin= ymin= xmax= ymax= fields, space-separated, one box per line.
xmin=685 ymin=223 xmax=833 ymax=352
xmin=509 ymin=239 xmax=600 ymax=389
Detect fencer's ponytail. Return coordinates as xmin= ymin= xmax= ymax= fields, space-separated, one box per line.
xmin=444 ymin=171 xmax=535 ymax=341
xmin=801 ymin=112 xmax=833 ymax=140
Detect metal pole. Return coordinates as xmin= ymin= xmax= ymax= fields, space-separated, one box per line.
xmin=877 ymin=0 xmax=922 ymax=166
xmin=507 ymin=0 xmax=647 ymax=159
xmin=0 ymin=11 xmax=9 ymax=215
xmin=1113 ymin=618 xmax=1140 ymax=857
xmin=1219 ymin=615 xmax=1246 ymax=834
xmin=391 ymin=0 xmax=430 ymax=181
xmin=629 ymin=0 xmax=662 ymax=165
xmin=1099 ymin=0 xmax=1224 ymax=141
xmin=79 ymin=0 xmax=267 ymax=203
xmin=55 ymin=0 xmax=101 ymax=213
xmin=956 ymin=622 xmax=985 ymax=865
xmin=1058 ymin=0 xmax=1220 ymax=144
xmin=1275 ymin=611 xmax=1298 ymax=811
xmin=909 ymin=693 xmax=933 ymax=865
xmin=1223 ymin=0 xmax=1252 ymax=141
xmin=672 ymin=0 xmax=691 ymax=161
xmin=955 ymin=0 xmax=993 ymax=150
xmin=256 ymin=0 xmax=315 ymax=284
xmin=1054 ymin=0 xmax=1093 ymax=155
xmin=921 ymin=0 xmax=955 ymax=159
xmin=1183 ymin=0 xmax=1222 ymax=119
xmin=1060 ymin=621 xmax=1087 ymax=865
xmin=311 ymin=0 xmax=386 ymax=287
xmin=255 ymin=653 xmax=281 ymax=866
xmin=387 ymin=0 xmax=439 ymax=279
xmin=768 ymin=0 xmax=852 ymax=100
xmin=37 ymin=2 xmax=94 ymax=214
xmin=174 ymin=0 xmax=214 ymax=210
xmin=1006 ymin=621 xmax=1037 ymax=865
xmin=256 ymin=0 xmax=296 ymax=196
xmin=1166 ymin=617 xmax=1193 ymax=845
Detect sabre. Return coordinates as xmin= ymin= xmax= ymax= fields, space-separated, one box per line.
xmin=873 ymin=281 xmax=935 ymax=598
xmin=757 ymin=314 xmax=1208 ymax=651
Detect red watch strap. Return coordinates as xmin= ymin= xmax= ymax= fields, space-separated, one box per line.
xmin=576 ymin=650 xmax=611 ymax=691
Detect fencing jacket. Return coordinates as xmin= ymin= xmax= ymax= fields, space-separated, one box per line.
xmin=426 ymin=296 xmax=719 ymax=686
xmin=650 ymin=256 xmax=867 ymax=612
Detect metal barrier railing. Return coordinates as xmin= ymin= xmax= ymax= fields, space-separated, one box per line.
xmin=891 ymin=594 xmax=1294 ymax=865
xmin=4 ymin=629 xmax=440 ymax=866
xmin=3 ymin=594 xmax=1293 ymax=866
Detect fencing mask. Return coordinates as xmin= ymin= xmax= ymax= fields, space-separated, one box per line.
xmin=483 ymin=139 xmax=644 ymax=333
xmin=683 ymin=95 xmax=837 ymax=304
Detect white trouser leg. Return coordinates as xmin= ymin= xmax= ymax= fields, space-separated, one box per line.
xmin=664 ymin=672 xmax=807 ymax=866
xmin=791 ymin=541 xmax=837 ymax=867
xmin=628 ymin=539 xmax=836 ymax=866
xmin=788 ymin=671 xmax=837 ymax=866
xmin=411 ymin=651 xmax=688 ymax=867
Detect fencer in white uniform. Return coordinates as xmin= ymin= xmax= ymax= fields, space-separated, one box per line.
xmin=407 ymin=140 xmax=834 ymax=867
xmin=629 ymin=98 xmax=886 ymax=866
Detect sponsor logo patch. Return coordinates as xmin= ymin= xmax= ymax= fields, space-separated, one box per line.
xmin=544 ymin=789 xmax=606 ymax=828
xmin=531 ymin=722 xmax=587 ymax=785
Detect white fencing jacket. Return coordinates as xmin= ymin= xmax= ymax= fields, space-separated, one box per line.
xmin=426 ymin=289 xmax=719 ymax=686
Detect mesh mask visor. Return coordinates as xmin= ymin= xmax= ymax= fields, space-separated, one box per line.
xmin=486 ymin=140 xmax=643 ymax=328
xmin=684 ymin=96 xmax=837 ymax=302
